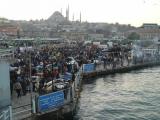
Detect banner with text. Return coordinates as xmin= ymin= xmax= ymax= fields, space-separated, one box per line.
xmin=38 ymin=91 xmax=64 ymax=112
xmin=83 ymin=63 xmax=95 ymax=73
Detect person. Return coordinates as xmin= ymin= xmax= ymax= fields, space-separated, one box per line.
xmin=102 ymin=56 xmax=107 ymax=69
xmin=10 ymin=80 xmax=13 ymax=95
xmin=72 ymin=72 xmax=75 ymax=82
xmin=127 ymin=52 xmax=132 ymax=66
xmin=21 ymin=79 xmax=27 ymax=95
xmin=14 ymin=81 xmax=22 ymax=98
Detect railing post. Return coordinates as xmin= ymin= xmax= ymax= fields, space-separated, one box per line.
xmin=9 ymin=106 xmax=12 ymax=120
xmin=32 ymin=97 xmax=36 ymax=114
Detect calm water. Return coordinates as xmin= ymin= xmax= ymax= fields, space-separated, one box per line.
xmin=74 ymin=67 xmax=160 ymax=120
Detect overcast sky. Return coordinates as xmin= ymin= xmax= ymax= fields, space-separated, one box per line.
xmin=0 ymin=0 xmax=160 ymax=27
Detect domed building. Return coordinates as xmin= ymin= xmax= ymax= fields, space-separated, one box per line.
xmin=47 ymin=11 xmax=70 ymax=26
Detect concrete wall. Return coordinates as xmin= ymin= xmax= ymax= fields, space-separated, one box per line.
xmin=0 ymin=62 xmax=11 ymax=108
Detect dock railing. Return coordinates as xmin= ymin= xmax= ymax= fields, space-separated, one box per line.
xmin=0 ymin=106 xmax=12 ymax=120
xmin=0 ymin=49 xmax=14 ymax=63
xmin=94 ymin=56 xmax=160 ymax=72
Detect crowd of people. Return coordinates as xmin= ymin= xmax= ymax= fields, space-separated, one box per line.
xmin=9 ymin=41 xmax=132 ymax=98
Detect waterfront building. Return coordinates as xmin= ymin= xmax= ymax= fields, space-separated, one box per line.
xmin=88 ymin=33 xmax=104 ymax=41
xmin=61 ymin=32 xmax=88 ymax=41
xmin=135 ymin=23 xmax=160 ymax=40
xmin=0 ymin=26 xmax=19 ymax=38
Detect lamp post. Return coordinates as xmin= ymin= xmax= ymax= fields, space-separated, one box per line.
xmin=52 ymin=60 xmax=54 ymax=91
xmin=29 ymin=52 xmax=33 ymax=96
xmin=29 ymin=45 xmax=36 ymax=113
xmin=157 ymin=40 xmax=160 ymax=61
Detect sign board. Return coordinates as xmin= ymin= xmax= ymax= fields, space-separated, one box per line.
xmin=93 ymin=42 xmax=100 ymax=46
xmin=83 ymin=63 xmax=95 ymax=73
xmin=20 ymin=47 xmax=33 ymax=52
xmin=0 ymin=63 xmax=11 ymax=108
xmin=107 ymin=42 xmax=113 ymax=47
xmin=99 ymin=45 xmax=108 ymax=49
xmin=38 ymin=91 xmax=64 ymax=112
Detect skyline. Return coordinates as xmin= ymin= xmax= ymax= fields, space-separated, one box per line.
xmin=0 ymin=0 xmax=160 ymax=27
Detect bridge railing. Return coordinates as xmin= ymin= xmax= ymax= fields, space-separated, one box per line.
xmin=0 ymin=49 xmax=14 ymax=63
xmin=82 ymin=56 xmax=160 ymax=74
xmin=0 ymin=106 xmax=12 ymax=120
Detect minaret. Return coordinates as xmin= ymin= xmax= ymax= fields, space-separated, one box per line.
xmin=66 ymin=8 xmax=68 ymax=20
xmin=72 ymin=13 xmax=74 ymax=22
xmin=65 ymin=5 xmax=69 ymax=21
xmin=61 ymin=8 xmax=62 ymax=15
xmin=80 ymin=12 xmax=81 ymax=23
xmin=67 ymin=5 xmax=69 ymax=21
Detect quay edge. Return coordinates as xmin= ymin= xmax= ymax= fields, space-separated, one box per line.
xmin=82 ymin=62 xmax=160 ymax=80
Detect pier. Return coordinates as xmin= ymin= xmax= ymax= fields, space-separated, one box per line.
xmin=10 ymin=60 xmax=160 ymax=120
xmin=1 ymin=39 xmax=160 ymax=120
xmin=11 ymin=68 xmax=83 ymax=120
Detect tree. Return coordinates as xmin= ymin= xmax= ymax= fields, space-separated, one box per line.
xmin=127 ymin=32 xmax=140 ymax=40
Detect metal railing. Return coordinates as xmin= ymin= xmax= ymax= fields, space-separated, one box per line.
xmin=0 ymin=106 xmax=12 ymax=120
xmin=94 ymin=56 xmax=160 ymax=72
xmin=0 ymin=49 xmax=14 ymax=63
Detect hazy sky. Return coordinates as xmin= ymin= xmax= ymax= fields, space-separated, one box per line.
xmin=0 ymin=0 xmax=160 ymax=27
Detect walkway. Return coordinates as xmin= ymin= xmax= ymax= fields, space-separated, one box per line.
xmin=12 ymin=91 xmax=38 ymax=120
